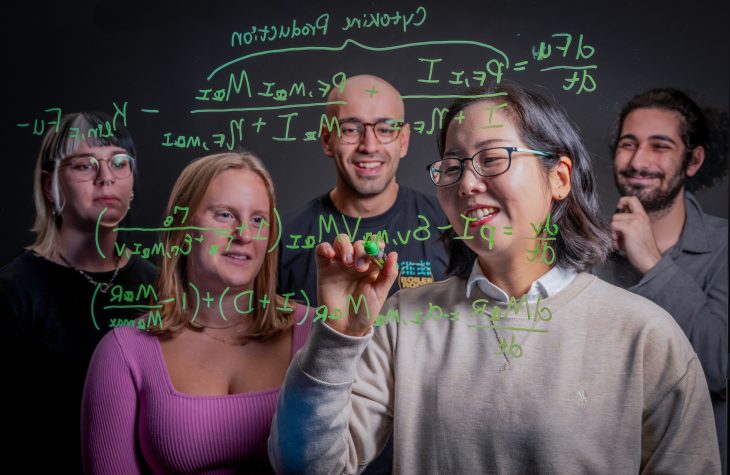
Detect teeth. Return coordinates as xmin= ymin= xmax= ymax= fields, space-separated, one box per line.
xmin=356 ymin=162 xmax=381 ymax=169
xmin=225 ymin=253 xmax=249 ymax=260
xmin=466 ymin=207 xmax=498 ymax=220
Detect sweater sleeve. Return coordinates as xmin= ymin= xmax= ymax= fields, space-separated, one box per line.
xmin=81 ymin=330 xmax=145 ymax=474
xmin=633 ymin=245 xmax=728 ymax=397
xmin=640 ymin=355 xmax=721 ymax=474
xmin=269 ymin=301 xmax=397 ymax=475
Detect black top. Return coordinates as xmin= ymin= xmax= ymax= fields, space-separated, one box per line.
xmin=0 ymin=250 xmax=158 ymax=473
xmin=278 ymin=186 xmax=450 ymax=308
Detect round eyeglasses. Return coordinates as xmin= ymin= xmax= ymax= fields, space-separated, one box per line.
xmin=59 ymin=153 xmax=136 ymax=182
xmin=338 ymin=119 xmax=405 ymax=145
xmin=426 ymin=147 xmax=554 ymax=187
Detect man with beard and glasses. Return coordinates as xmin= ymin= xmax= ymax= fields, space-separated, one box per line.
xmin=278 ymin=74 xmax=449 ymax=474
xmin=594 ymin=88 xmax=728 ymax=472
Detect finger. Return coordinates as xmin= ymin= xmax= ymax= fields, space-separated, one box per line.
xmin=332 ymin=233 xmax=355 ymax=266
xmin=314 ymin=242 xmax=336 ymax=265
xmin=352 ymin=240 xmax=371 ymax=272
xmin=612 ymin=225 xmax=626 ymax=250
xmin=611 ymin=229 xmax=620 ymax=249
xmin=617 ymin=195 xmax=645 ymax=215
xmin=383 ymin=251 xmax=399 ymax=279
xmin=610 ymin=218 xmax=631 ymax=233
xmin=373 ymin=251 xmax=399 ymax=292
xmin=610 ymin=215 xmax=622 ymax=229
xmin=611 ymin=213 xmax=635 ymax=225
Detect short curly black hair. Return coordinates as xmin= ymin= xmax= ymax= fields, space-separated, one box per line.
xmin=610 ymin=88 xmax=728 ymax=192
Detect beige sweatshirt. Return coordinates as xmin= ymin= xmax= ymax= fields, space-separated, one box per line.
xmin=269 ymin=273 xmax=721 ymax=474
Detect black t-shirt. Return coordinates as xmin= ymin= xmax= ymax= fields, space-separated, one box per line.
xmin=278 ymin=186 xmax=450 ymax=308
xmin=0 ymin=250 xmax=158 ymax=473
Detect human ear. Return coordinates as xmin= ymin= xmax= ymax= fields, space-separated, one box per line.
xmin=321 ymin=128 xmax=335 ymax=157
xmin=41 ymin=170 xmax=54 ymax=202
xmin=398 ymin=122 xmax=411 ymax=158
xmin=550 ymin=156 xmax=572 ymax=200
xmin=685 ymin=146 xmax=705 ymax=177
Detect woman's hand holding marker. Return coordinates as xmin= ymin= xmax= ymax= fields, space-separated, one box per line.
xmin=315 ymin=234 xmax=398 ymax=336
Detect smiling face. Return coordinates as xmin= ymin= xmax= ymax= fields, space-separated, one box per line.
xmin=186 ymin=169 xmax=270 ymax=293
xmin=437 ymin=101 xmax=557 ymax=266
xmin=613 ymin=107 xmax=689 ymax=213
xmin=322 ymin=76 xmax=410 ymax=199
xmin=54 ymin=141 xmax=134 ymax=229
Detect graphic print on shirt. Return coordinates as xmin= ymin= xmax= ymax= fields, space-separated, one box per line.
xmin=398 ymin=258 xmax=435 ymax=289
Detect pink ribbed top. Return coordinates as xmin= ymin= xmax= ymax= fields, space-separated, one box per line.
xmin=81 ymin=312 xmax=311 ymax=474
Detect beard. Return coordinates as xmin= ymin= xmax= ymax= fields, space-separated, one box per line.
xmin=615 ymin=161 xmax=687 ymax=214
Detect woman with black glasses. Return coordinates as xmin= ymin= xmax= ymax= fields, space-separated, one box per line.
xmin=269 ymin=84 xmax=721 ymax=474
xmin=0 ymin=112 xmax=157 ymax=473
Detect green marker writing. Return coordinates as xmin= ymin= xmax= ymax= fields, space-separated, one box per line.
xmin=364 ymin=240 xmax=386 ymax=268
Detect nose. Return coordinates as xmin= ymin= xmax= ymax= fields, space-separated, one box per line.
xmin=627 ymin=142 xmax=653 ymax=170
xmin=358 ymin=125 xmax=380 ymax=154
xmin=94 ymin=159 xmax=115 ymax=185
xmin=458 ymin=160 xmax=487 ymax=196
xmin=234 ymin=222 xmax=253 ymax=244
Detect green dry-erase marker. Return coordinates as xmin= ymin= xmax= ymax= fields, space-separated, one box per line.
xmin=364 ymin=240 xmax=386 ymax=268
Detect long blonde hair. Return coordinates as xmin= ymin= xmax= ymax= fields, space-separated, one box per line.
xmin=149 ymin=151 xmax=292 ymax=340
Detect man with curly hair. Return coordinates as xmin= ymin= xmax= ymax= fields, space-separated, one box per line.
xmin=595 ymin=88 xmax=728 ymax=472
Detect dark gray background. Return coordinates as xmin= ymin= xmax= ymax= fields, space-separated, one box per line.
xmin=4 ymin=0 xmax=728 ymax=266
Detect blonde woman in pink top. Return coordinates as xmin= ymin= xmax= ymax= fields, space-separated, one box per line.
xmin=82 ymin=151 xmax=311 ymax=474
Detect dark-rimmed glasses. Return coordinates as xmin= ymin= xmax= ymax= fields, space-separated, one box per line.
xmin=338 ymin=119 xmax=405 ymax=145
xmin=426 ymin=147 xmax=554 ymax=187
xmin=59 ymin=153 xmax=136 ymax=182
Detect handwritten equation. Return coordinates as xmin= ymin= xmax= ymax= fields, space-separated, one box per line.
xmin=16 ymin=3 xmax=599 ymax=151
xmin=99 ymin=281 xmax=552 ymax=359
xmin=92 ymin=204 xmax=558 ymax=267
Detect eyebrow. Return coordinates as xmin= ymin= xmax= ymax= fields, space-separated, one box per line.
xmin=207 ymin=203 xmax=269 ymax=214
xmin=618 ymin=133 xmax=678 ymax=145
xmin=204 ymin=203 xmax=232 ymax=215
xmin=338 ymin=116 xmax=401 ymax=123
xmin=64 ymin=148 xmax=129 ymax=159
xmin=444 ymin=138 xmax=509 ymax=155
